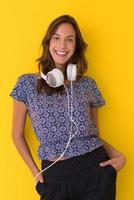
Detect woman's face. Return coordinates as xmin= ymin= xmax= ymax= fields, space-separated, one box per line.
xmin=49 ymin=23 xmax=76 ymax=70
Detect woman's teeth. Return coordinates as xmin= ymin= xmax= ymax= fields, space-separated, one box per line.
xmin=56 ymin=51 xmax=68 ymax=56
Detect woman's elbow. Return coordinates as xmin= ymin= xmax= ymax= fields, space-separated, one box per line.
xmin=12 ymin=130 xmax=24 ymax=142
xmin=120 ymin=153 xmax=127 ymax=166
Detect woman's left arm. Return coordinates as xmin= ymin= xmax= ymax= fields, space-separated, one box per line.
xmin=90 ymin=107 xmax=127 ymax=172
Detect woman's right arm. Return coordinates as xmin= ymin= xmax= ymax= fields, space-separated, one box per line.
xmin=11 ymin=100 xmax=44 ymax=183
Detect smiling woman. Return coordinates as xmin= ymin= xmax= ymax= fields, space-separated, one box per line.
xmin=36 ymin=15 xmax=88 ymax=95
xmin=49 ymin=23 xmax=76 ymax=69
xmin=10 ymin=14 xmax=126 ymax=200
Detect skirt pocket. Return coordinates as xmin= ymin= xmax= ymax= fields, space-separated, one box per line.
xmin=107 ymin=165 xmax=117 ymax=178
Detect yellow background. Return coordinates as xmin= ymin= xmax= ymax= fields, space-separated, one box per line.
xmin=0 ymin=0 xmax=133 ymax=199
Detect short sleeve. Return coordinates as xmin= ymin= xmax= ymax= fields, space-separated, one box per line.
xmin=9 ymin=75 xmax=27 ymax=105
xmin=89 ymin=78 xmax=106 ymax=108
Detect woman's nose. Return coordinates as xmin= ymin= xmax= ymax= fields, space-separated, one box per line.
xmin=59 ymin=39 xmax=66 ymax=49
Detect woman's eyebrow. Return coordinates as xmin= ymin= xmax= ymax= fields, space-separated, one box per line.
xmin=54 ymin=33 xmax=75 ymax=38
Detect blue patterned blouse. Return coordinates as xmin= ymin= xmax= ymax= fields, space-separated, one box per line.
xmin=10 ymin=73 xmax=106 ymax=160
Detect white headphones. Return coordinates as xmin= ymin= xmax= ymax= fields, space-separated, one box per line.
xmin=40 ymin=64 xmax=77 ymax=88
xmin=35 ymin=63 xmax=78 ymax=182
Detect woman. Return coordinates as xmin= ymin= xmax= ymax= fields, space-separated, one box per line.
xmin=10 ymin=15 xmax=126 ymax=200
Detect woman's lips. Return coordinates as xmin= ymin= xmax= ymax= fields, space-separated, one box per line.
xmin=55 ymin=50 xmax=68 ymax=56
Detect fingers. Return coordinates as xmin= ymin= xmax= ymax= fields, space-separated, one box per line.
xmin=39 ymin=178 xmax=44 ymax=183
xmin=100 ymin=156 xmax=126 ymax=172
xmin=36 ymin=175 xmax=44 ymax=184
xmin=100 ymin=159 xmax=112 ymax=167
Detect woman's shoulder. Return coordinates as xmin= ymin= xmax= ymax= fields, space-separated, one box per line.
xmin=18 ymin=72 xmax=39 ymax=79
xmin=17 ymin=72 xmax=40 ymax=83
xmin=14 ymin=73 xmax=40 ymax=90
xmin=81 ymin=75 xmax=96 ymax=84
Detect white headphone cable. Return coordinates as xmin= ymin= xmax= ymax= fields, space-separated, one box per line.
xmin=34 ymin=81 xmax=78 ymax=184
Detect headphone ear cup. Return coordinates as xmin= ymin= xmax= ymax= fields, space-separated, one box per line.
xmin=67 ymin=64 xmax=77 ymax=81
xmin=47 ymin=68 xmax=64 ymax=87
xmin=41 ymin=69 xmax=64 ymax=88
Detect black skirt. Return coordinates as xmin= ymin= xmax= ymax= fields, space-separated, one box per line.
xmin=35 ymin=146 xmax=117 ymax=200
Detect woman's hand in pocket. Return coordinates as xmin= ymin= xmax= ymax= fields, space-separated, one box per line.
xmin=99 ymin=154 xmax=126 ymax=172
xmin=35 ymin=173 xmax=44 ymax=185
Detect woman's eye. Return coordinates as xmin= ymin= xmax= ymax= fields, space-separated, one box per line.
xmin=68 ymin=38 xmax=74 ymax=42
xmin=53 ymin=36 xmax=59 ymax=40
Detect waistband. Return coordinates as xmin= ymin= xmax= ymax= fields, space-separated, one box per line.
xmin=41 ymin=146 xmax=109 ymax=177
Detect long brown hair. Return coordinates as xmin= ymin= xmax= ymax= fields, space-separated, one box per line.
xmin=36 ymin=14 xmax=88 ymax=95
